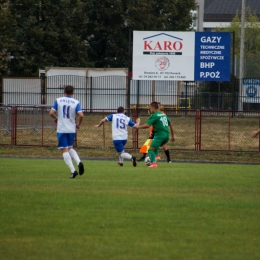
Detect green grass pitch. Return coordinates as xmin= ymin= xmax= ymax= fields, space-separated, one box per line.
xmin=0 ymin=158 xmax=259 ymax=260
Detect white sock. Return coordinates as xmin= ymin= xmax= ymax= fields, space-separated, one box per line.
xmin=63 ymin=152 xmax=75 ymax=173
xmin=120 ymin=152 xmax=132 ymax=160
xmin=119 ymin=155 xmax=124 ymax=163
xmin=69 ymin=149 xmax=81 ymax=165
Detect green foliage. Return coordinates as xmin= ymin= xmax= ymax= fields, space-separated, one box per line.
xmin=0 ymin=0 xmax=195 ymax=76
xmin=218 ymin=8 xmax=260 ymax=78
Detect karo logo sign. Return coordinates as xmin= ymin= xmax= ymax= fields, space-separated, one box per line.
xmin=142 ymin=33 xmax=183 ymax=56
xmin=133 ymin=31 xmax=195 ymax=80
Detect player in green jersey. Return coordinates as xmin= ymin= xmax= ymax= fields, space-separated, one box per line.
xmin=135 ymin=101 xmax=175 ymax=168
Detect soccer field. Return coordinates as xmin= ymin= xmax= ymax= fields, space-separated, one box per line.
xmin=0 ymin=158 xmax=259 ymax=260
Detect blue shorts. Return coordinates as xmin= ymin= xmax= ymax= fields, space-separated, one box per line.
xmin=113 ymin=140 xmax=127 ymax=153
xmin=57 ymin=133 xmax=76 ymax=149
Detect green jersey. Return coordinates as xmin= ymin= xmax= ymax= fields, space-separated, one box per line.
xmin=146 ymin=111 xmax=171 ymax=135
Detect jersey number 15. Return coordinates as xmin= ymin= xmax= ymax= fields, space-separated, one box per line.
xmin=116 ymin=118 xmax=126 ymax=129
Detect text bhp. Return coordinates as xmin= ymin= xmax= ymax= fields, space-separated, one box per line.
xmin=200 ymin=62 xmax=215 ymax=68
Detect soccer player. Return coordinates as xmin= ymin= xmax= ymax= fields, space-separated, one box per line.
xmin=95 ymin=106 xmax=140 ymax=166
xmin=135 ymin=101 xmax=175 ymax=168
xmin=138 ymin=102 xmax=172 ymax=163
xmin=49 ymin=85 xmax=84 ymax=178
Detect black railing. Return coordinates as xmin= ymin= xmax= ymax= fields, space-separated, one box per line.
xmin=2 ymin=75 xmax=260 ymax=111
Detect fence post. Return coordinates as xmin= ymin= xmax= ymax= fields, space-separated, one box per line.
xmin=195 ymin=109 xmax=201 ymax=151
xmin=228 ymin=110 xmax=231 ymax=152
xmin=259 ymin=116 xmax=260 ymax=152
xmin=102 ymin=110 xmax=106 ymax=147
xmin=132 ymin=106 xmax=138 ymax=149
xmin=40 ymin=74 xmax=46 ymax=104
xmin=11 ymin=106 xmax=17 ymax=146
xmin=0 ymin=76 xmax=2 ymax=104
xmin=90 ymin=76 xmax=93 ymax=112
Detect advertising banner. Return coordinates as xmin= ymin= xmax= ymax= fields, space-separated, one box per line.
xmin=132 ymin=31 xmax=231 ymax=81
xmin=242 ymin=78 xmax=260 ymax=103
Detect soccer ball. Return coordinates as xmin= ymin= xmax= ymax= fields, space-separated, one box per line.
xmin=144 ymin=156 xmax=151 ymax=166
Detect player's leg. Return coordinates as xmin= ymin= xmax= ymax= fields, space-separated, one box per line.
xmin=149 ymin=135 xmax=168 ymax=167
xmin=162 ymin=144 xmax=171 ymax=163
xmin=137 ymin=153 xmax=146 ymax=162
xmin=68 ymin=133 xmax=84 ymax=175
xmin=148 ymin=138 xmax=160 ymax=167
xmin=113 ymin=140 xmax=137 ymax=167
xmin=147 ymin=146 xmax=158 ymax=167
xmin=113 ymin=140 xmax=125 ymax=166
xmin=58 ymin=133 xmax=78 ymax=178
xmin=148 ymin=147 xmax=156 ymax=162
xmin=155 ymin=151 xmax=161 ymax=160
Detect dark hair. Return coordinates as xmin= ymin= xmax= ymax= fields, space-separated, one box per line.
xmin=64 ymin=85 xmax=74 ymax=95
xmin=150 ymin=101 xmax=159 ymax=109
xmin=117 ymin=106 xmax=124 ymax=113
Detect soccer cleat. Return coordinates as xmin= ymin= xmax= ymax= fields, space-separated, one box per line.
xmin=167 ymin=159 xmax=172 ymax=163
xmin=78 ymin=162 xmax=84 ymax=175
xmin=149 ymin=163 xmax=158 ymax=168
xmin=132 ymin=156 xmax=137 ymax=167
xmin=70 ymin=171 xmax=78 ymax=178
xmin=117 ymin=161 xmax=123 ymax=166
xmin=155 ymin=156 xmax=161 ymax=160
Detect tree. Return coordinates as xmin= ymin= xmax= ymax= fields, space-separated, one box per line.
xmin=219 ymin=9 xmax=260 ymax=78
xmin=82 ymin=0 xmax=195 ymax=68
xmin=0 ymin=0 xmax=17 ymax=76
xmin=0 ymin=0 xmax=195 ymax=76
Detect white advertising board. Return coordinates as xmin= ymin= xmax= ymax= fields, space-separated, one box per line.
xmin=133 ymin=31 xmax=231 ymax=81
xmin=133 ymin=31 xmax=195 ymax=81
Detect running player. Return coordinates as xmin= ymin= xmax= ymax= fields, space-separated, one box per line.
xmin=135 ymin=102 xmax=174 ymax=168
xmin=95 ymin=106 xmax=140 ymax=166
xmin=49 ymin=85 xmax=84 ymax=178
xmin=138 ymin=102 xmax=172 ymax=163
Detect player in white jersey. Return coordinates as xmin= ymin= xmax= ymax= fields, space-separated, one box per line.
xmin=50 ymin=85 xmax=84 ymax=178
xmin=95 ymin=106 xmax=140 ymax=166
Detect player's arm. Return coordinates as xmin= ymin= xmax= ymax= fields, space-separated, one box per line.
xmin=50 ymin=100 xmax=58 ymax=121
xmin=252 ymin=128 xmax=260 ymax=137
xmin=76 ymin=111 xmax=84 ymax=129
xmin=129 ymin=118 xmax=140 ymax=128
xmin=49 ymin=109 xmax=56 ymax=119
xmin=169 ymin=123 xmax=175 ymax=142
xmin=135 ymin=123 xmax=150 ymax=130
xmin=95 ymin=118 xmax=107 ymax=127
xmin=133 ymin=118 xmax=140 ymax=128
xmin=49 ymin=108 xmax=57 ymax=123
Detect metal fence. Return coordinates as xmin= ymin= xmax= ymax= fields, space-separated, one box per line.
xmin=1 ymin=105 xmax=260 ymax=152
xmin=2 ymin=75 xmax=260 ymax=111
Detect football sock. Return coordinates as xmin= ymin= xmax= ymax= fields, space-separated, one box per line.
xmin=119 ymin=155 xmax=124 ymax=163
xmin=63 ymin=152 xmax=76 ymax=173
xmin=140 ymin=153 xmax=146 ymax=159
xmin=121 ymin=152 xmax=132 ymax=160
xmin=164 ymin=149 xmax=171 ymax=161
xmin=148 ymin=149 xmax=156 ymax=163
xmin=69 ymin=149 xmax=81 ymax=165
